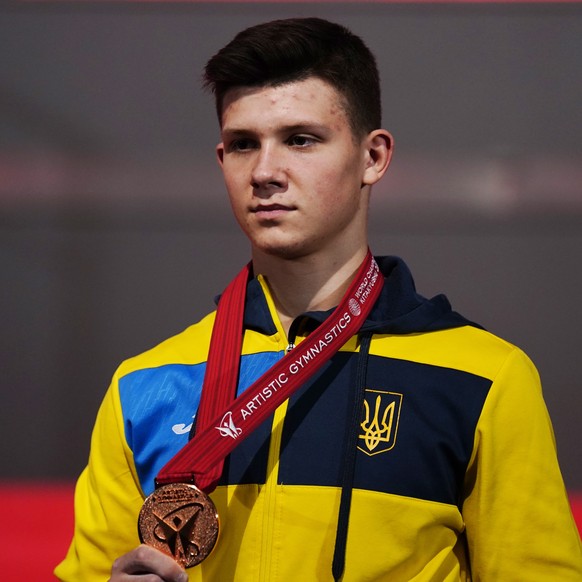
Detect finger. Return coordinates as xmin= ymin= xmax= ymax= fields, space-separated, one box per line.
xmin=110 ymin=545 xmax=188 ymax=582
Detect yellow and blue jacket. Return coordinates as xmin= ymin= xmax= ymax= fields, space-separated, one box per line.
xmin=56 ymin=256 xmax=582 ymax=581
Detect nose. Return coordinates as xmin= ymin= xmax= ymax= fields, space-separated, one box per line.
xmin=251 ymin=144 xmax=286 ymax=193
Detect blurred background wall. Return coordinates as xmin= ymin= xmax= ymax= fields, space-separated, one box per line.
xmin=1 ymin=2 xmax=581 ymax=500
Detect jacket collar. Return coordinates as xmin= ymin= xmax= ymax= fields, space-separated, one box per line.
xmin=236 ymin=256 xmax=478 ymax=338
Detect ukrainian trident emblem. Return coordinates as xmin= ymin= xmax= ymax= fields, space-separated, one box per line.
xmin=358 ymin=390 xmax=403 ymax=456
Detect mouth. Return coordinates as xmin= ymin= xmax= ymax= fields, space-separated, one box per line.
xmin=251 ymin=203 xmax=296 ymax=220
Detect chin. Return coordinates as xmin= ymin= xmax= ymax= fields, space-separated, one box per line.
xmin=264 ymin=246 xmax=305 ymax=261
xmin=255 ymin=239 xmax=312 ymax=261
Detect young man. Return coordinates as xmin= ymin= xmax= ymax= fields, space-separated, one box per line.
xmin=56 ymin=17 xmax=582 ymax=582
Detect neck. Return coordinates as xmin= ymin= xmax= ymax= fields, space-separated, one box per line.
xmin=252 ymin=246 xmax=369 ymax=337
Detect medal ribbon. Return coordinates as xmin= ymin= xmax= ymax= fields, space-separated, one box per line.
xmin=156 ymin=250 xmax=383 ymax=492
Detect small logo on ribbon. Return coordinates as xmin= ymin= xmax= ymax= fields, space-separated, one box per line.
xmin=348 ymin=298 xmax=361 ymax=317
xmin=215 ymin=411 xmax=242 ymax=439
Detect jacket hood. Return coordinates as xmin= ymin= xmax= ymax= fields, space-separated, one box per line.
xmin=238 ymin=255 xmax=479 ymax=338
xmin=361 ymin=256 xmax=479 ymax=334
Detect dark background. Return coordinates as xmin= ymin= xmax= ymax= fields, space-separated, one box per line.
xmin=1 ymin=2 xmax=581 ymax=492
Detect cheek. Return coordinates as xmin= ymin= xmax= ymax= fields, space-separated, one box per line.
xmin=223 ymin=167 xmax=246 ymax=201
xmin=227 ymin=190 xmax=246 ymax=218
xmin=224 ymin=183 xmax=247 ymax=221
xmin=311 ymin=164 xmax=362 ymax=207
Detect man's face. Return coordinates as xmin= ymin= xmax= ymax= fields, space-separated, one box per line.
xmin=216 ymin=77 xmax=375 ymax=261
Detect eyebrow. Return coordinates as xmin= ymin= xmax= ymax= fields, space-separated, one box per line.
xmin=221 ymin=123 xmax=331 ymax=137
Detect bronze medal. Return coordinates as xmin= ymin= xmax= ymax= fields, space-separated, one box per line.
xmin=138 ymin=482 xmax=219 ymax=568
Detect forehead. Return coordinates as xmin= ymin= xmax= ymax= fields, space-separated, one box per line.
xmin=220 ymin=77 xmax=350 ymax=131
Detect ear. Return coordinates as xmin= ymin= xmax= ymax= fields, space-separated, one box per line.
xmin=216 ymin=143 xmax=225 ymax=168
xmin=362 ymin=129 xmax=394 ymax=186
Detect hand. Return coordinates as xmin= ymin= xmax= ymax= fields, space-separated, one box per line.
xmin=109 ymin=545 xmax=188 ymax=582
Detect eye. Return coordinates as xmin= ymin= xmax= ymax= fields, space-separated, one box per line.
xmin=287 ymin=134 xmax=317 ymax=148
xmin=228 ymin=138 xmax=257 ymax=152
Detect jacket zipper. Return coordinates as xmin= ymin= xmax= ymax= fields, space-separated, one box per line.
xmin=259 ymin=398 xmax=288 ymax=581
xmin=254 ymin=275 xmax=298 ymax=580
xmin=259 ymin=330 xmax=297 ymax=580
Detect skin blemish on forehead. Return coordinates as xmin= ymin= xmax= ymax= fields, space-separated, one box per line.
xmin=328 ymin=103 xmax=342 ymax=120
xmin=220 ymin=79 xmax=359 ymax=145
xmin=326 ymin=98 xmax=350 ymax=134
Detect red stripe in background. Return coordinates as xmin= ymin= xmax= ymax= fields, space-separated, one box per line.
xmin=0 ymin=482 xmax=579 ymax=581
xmin=0 ymin=482 xmax=75 ymax=582
xmin=572 ymin=493 xmax=582 ymax=531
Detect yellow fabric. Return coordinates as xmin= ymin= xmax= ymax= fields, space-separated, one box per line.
xmin=55 ymin=281 xmax=582 ymax=581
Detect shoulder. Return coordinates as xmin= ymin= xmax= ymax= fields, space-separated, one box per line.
xmin=370 ymin=324 xmax=533 ymax=383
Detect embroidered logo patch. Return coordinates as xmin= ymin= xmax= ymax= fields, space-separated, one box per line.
xmin=358 ymin=389 xmax=403 ymax=456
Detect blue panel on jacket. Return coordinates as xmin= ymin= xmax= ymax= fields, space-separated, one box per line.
xmin=118 ymin=350 xmax=282 ymax=496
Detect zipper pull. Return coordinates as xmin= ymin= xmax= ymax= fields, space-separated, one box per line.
xmin=286 ymin=318 xmax=299 ymax=353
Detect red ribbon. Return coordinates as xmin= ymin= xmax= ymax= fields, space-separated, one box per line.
xmin=156 ymin=250 xmax=383 ymax=492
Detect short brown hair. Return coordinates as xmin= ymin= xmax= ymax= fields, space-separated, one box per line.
xmin=203 ymin=17 xmax=382 ymax=138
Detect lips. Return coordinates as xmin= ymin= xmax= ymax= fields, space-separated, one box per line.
xmin=251 ymin=203 xmax=296 ymax=219
xmin=252 ymin=203 xmax=293 ymax=212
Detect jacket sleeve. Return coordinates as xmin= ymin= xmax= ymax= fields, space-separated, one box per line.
xmin=54 ymin=371 xmax=145 ymax=581
xmin=462 ymin=347 xmax=582 ymax=579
